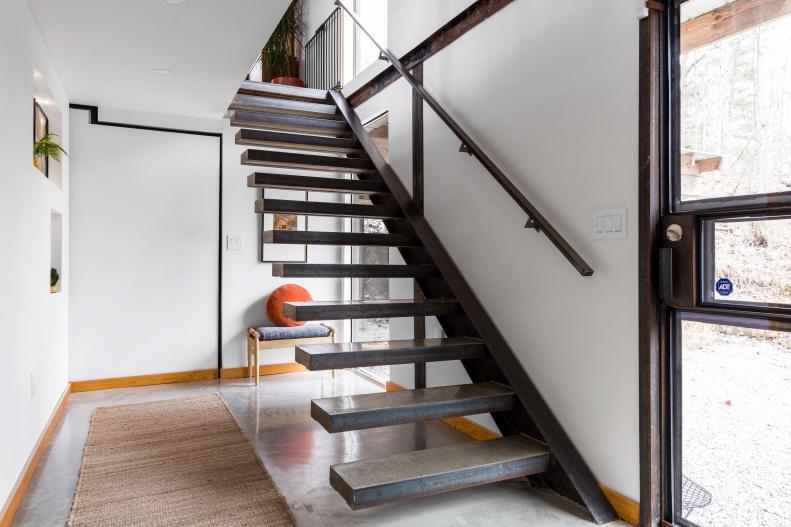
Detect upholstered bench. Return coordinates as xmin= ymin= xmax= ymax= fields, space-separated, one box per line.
xmin=247 ymin=323 xmax=335 ymax=385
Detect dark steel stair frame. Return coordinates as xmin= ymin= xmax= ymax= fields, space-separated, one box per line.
xmin=330 ymin=89 xmax=618 ymax=524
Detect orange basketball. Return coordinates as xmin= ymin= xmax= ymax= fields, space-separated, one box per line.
xmin=265 ymin=284 xmax=312 ymax=326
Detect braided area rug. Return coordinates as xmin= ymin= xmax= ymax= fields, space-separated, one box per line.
xmin=67 ymin=394 xmax=294 ymax=526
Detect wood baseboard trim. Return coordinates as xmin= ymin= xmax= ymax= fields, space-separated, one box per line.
xmin=385 ymin=381 xmax=639 ymax=524
xmin=71 ymin=369 xmax=219 ymax=392
xmin=0 ymin=384 xmax=71 ymax=527
xmin=220 ymin=362 xmax=308 ymax=379
xmin=600 ymin=485 xmax=640 ymax=526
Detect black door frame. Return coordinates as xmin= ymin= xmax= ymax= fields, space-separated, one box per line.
xmin=639 ymin=2 xmax=791 ymax=525
xmin=70 ymin=104 xmax=224 ymax=370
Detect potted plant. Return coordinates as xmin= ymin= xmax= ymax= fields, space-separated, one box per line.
xmin=50 ymin=268 xmax=60 ymax=294
xmin=34 ymin=133 xmax=68 ymax=171
xmin=262 ymin=0 xmax=303 ymax=86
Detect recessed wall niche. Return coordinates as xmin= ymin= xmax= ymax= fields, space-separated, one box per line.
xmin=33 ymin=68 xmax=63 ymax=189
xmin=50 ymin=211 xmax=62 ymax=293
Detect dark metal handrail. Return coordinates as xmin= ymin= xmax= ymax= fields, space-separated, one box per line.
xmin=335 ymin=0 xmax=593 ymax=276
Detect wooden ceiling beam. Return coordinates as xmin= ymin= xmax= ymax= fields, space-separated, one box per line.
xmin=682 ymin=0 xmax=791 ymax=53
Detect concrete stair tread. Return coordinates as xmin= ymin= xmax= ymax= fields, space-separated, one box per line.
xmin=295 ymin=337 xmax=485 ymax=370
xmin=311 ymin=382 xmax=515 ymax=432
xmin=330 ymin=435 xmax=550 ymax=509
xmin=229 ymin=93 xmax=340 ymax=119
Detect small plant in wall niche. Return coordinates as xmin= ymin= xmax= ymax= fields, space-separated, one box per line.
xmin=33 ymin=133 xmax=68 ymax=173
xmin=50 ymin=267 xmax=60 ymax=294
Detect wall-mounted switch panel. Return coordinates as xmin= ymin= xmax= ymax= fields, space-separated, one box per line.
xmin=593 ymin=208 xmax=627 ymax=239
xmin=226 ymin=235 xmax=242 ymax=251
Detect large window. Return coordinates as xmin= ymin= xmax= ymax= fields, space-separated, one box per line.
xmin=352 ymin=0 xmax=388 ymax=77
xmin=662 ymin=1 xmax=791 ymax=526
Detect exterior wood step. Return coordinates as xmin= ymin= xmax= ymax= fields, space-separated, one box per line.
xmin=255 ymin=199 xmax=402 ymax=219
xmin=229 ymin=94 xmax=340 ymax=120
xmin=283 ymin=299 xmax=459 ymax=321
xmin=235 ymin=129 xmax=363 ymax=155
xmin=238 ymin=80 xmax=330 ymax=103
xmin=272 ymin=263 xmax=439 ymax=279
xmin=243 ymin=150 xmax=374 ymax=173
xmin=296 ymin=337 xmax=485 ymax=370
xmin=312 ymin=382 xmax=515 ymax=433
xmin=248 ymin=173 xmax=389 ymax=194
xmin=263 ymin=230 xmax=421 ymax=247
xmin=230 ymin=110 xmax=351 ymax=136
xmin=330 ymin=435 xmax=550 ymax=509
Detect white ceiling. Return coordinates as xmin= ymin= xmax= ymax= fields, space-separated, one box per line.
xmin=27 ymin=0 xmax=291 ymax=119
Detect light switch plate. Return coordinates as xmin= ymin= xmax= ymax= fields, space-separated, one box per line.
xmin=226 ymin=235 xmax=242 ymax=251
xmin=593 ymin=208 xmax=627 ymax=239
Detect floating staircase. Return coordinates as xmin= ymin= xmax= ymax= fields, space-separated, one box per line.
xmin=228 ymin=80 xmax=617 ymax=524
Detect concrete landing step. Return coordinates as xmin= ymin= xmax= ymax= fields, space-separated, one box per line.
xmin=296 ymin=337 xmax=485 ymax=370
xmin=312 ymin=382 xmax=515 ymax=433
xmin=330 ymin=435 xmax=550 ymax=509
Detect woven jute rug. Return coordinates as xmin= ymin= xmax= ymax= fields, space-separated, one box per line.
xmin=67 ymin=394 xmax=295 ymax=527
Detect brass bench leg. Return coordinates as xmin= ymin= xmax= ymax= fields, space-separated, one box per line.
xmin=255 ymin=346 xmax=260 ymax=386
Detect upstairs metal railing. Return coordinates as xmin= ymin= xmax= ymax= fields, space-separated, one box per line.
xmin=305 ymin=8 xmax=343 ymax=90
xmin=335 ymin=0 xmax=593 ymax=276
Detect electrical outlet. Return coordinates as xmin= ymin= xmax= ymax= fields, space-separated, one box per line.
xmin=30 ymin=372 xmax=36 ymax=399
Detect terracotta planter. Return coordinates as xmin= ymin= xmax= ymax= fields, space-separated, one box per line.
xmin=50 ymin=285 xmax=57 ymax=294
xmin=271 ymin=76 xmax=304 ymax=88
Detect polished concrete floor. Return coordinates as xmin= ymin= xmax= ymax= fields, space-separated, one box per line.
xmin=12 ymin=371 xmax=627 ymax=526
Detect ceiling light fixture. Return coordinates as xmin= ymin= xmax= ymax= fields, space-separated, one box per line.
xmin=152 ymin=67 xmax=175 ymax=76
xmin=162 ymin=0 xmax=186 ymax=5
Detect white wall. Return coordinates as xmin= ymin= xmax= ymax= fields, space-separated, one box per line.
xmin=69 ymin=109 xmax=220 ymax=380
xmin=348 ymin=0 xmax=640 ymax=499
xmin=0 ymin=0 xmax=70 ymax=511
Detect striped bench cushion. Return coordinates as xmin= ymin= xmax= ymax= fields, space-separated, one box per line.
xmin=254 ymin=324 xmax=332 ymax=341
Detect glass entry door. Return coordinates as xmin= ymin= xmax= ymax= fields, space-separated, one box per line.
xmin=663 ymin=1 xmax=791 ymax=525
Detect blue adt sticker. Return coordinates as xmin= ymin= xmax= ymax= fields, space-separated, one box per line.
xmin=716 ymin=278 xmax=733 ymax=296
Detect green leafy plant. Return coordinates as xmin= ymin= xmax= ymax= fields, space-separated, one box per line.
xmin=262 ymin=0 xmax=303 ymax=80
xmin=34 ymin=133 xmax=68 ymax=162
xmin=50 ymin=268 xmax=60 ymax=288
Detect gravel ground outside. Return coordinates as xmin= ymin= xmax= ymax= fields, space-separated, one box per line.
xmin=682 ymin=322 xmax=791 ymax=526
